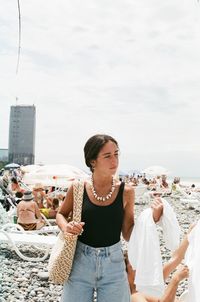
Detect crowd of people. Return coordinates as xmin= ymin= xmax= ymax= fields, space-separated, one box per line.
xmin=121 ymin=174 xmax=170 ymax=190
xmin=121 ymin=173 xmax=200 ymax=204
xmin=0 ymin=169 xmax=64 ymax=230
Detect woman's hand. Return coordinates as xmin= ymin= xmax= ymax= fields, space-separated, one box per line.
xmin=151 ymin=198 xmax=163 ymax=223
xmin=63 ymin=221 xmax=85 ymax=236
xmin=173 ymin=265 xmax=189 ymax=282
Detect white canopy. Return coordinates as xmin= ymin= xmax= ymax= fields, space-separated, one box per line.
xmin=22 ymin=164 xmax=89 ymax=187
xmin=142 ymin=165 xmax=170 ymax=176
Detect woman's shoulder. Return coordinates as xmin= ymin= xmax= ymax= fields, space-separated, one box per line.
xmin=120 ymin=182 xmax=135 ymax=209
xmin=123 ymin=182 xmax=135 ymax=194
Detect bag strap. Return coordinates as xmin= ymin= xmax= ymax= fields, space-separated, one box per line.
xmin=72 ymin=181 xmax=84 ymax=222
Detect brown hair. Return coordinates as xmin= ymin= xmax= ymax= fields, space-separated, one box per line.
xmin=52 ymin=198 xmax=59 ymax=209
xmin=84 ymin=134 xmax=119 ymax=172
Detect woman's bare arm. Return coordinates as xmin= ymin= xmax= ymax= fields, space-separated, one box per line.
xmin=163 ymin=235 xmax=189 ymax=280
xmin=56 ymin=183 xmax=84 ymax=235
xmin=34 ymin=202 xmax=43 ymax=220
xmin=131 ymin=266 xmax=188 ymax=302
xmin=160 ymin=265 xmax=189 ymax=302
xmin=122 ymin=185 xmax=135 ymax=241
xmin=56 ymin=184 xmax=74 ymax=232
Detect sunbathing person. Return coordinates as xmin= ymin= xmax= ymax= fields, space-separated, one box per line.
xmin=32 ymin=183 xmax=47 ymax=208
xmin=125 ymin=221 xmax=200 ymax=302
xmin=160 ymin=175 xmax=169 ymax=189
xmin=17 ymin=191 xmax=45 ymax=230
xmin=9 ymin=177 xmax=24 ymax=194
xmin=125 ymin=226 xmax=193 ymax=302
xmin=40 ymin=197 xmax=59 ymax=219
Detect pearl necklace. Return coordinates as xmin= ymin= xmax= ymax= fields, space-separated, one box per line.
xmin=90 ymin=176 xmax=115 ymax=202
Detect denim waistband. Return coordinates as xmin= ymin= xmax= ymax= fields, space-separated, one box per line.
xmin=77 ymin=240 xmax=122 ymax=257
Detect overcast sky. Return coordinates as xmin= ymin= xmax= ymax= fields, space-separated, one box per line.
xmin=1 ymin=0 xmax=200 ymax=177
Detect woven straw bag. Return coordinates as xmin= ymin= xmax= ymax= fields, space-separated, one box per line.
xmin=48 ymin=181 xmax=84 ymax=284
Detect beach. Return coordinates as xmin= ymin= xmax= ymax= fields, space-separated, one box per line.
xmin=0 ymin=194 xmax=199 ymax=301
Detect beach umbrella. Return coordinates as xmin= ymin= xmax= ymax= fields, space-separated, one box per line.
xmin=20 ymin=164 xmax=43 ymax=173
xmin=142 ymin=165 xmax=170 ymax=176
xmin=22 ymin=164 xmax=89 ymax=187
xmin=4 ymin=163 xmax=20 ymax=169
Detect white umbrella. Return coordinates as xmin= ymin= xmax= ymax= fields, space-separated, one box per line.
xmin=20 ymin=164 xmax=42 ymax=173
xmin=5 ymin=163 xmax=20 ymax=169
xmin=22 ymin=164 xmax=89 ymax=187
xmin=142 ymin=165 xmax=170 ymax=176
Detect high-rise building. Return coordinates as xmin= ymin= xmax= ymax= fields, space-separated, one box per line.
xmin=8 ymin=105 xmax=36 ymax=165
xmin=0 ymin=149 xmax=8 ymax=162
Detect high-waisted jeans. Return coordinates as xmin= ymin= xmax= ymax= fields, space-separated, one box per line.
xmin=61 ymin=240 xmax=130 ymax=302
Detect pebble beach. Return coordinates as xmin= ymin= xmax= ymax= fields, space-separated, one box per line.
xmin=0 ymin=197 xmax=199 ymax=302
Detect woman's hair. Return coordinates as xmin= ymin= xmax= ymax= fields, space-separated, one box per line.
xmin=84 ymin=134 xmax=118 ymax=172
xmin=15 ymin=191 xmax=23 ymax=198
xmin=52 ymin=198 xmax=59 ymax=209
xmin=11 ymin=177 xmax=18 ymax=184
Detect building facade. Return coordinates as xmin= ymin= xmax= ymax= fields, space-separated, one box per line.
xmin=0 ymin=149 xmax=8 ymax=162
xmin=8 ymin=105 xmax=36 ymax=165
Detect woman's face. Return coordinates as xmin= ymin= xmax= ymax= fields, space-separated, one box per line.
xmin=93 ymin=140 xmax=119 ymax=175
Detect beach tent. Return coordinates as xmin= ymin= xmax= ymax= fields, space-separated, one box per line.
xmin=22 ymin=164 xmax=89 ymax=187
xmin=142 ymin=165 xmax=170 ymax=176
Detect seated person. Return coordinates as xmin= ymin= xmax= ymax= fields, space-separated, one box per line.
xmin=125 ymin=231 xmax=190 ymax=302
xmin=160 ymin=175 xmax=169 ymax=189
xmin=40 ymin=197 xmax=59 ymax=219
xmin=32 ymin=183 xmax=47 ymax=208
xmin=9 ymin=177 xmax=24 ymax=194
xmin=15 ymin=191 xmax=23 ymax=205
xmin=48 ymin=198 xmax=59 ymax=218
xmin=17 ymin=191 xmax=45 ymax=230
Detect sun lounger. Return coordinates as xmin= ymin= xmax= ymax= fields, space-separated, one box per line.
xmin=1 ymin=222 xmax=59 ymax=235
xmin=0 ymin=230 xmax=57 ymax=261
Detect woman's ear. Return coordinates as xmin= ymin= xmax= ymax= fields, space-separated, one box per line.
xmin=90 ymin=160 xmax=96 ymax=169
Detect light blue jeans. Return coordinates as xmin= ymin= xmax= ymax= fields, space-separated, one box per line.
xmin=61 ymin=240 xmax=130 ymax=302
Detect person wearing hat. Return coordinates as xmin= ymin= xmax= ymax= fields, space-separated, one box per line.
xmin=17 ymin=191 xmax=45 ymax=231
xmin=32 ymin=183 xmax=47 ymax=209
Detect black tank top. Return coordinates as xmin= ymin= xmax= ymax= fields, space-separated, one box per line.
xmin=79 ymin=182 xmax=125 ymax=247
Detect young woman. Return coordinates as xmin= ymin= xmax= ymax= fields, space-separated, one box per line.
xmin=56 ymin=134 xmax=135 ymax=302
